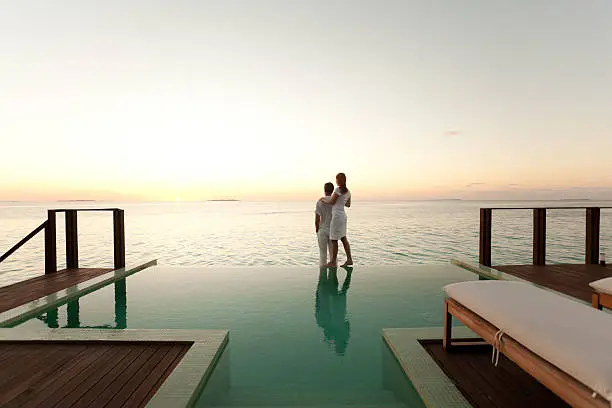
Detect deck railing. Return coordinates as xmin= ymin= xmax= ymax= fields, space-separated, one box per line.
xmin=479 ymin=206 xmax=610 ymax=267
xmin=0 ymin=208 xmax=125 ymax=273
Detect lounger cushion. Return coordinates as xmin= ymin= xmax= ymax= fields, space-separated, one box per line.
xmin=590 ymin=277 xmax=612 ymax=295
xmin=444 ymin=280 xmax=612 ymax=402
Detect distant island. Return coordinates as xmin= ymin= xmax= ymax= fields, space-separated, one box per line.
xmin=207 ymin=199 xmax=240 ymax=202
xmin=57 ymin=200 xmax=96 ymax=202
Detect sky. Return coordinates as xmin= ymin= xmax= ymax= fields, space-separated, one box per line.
xmin=1 ymin=0 xmax=611 ymax=201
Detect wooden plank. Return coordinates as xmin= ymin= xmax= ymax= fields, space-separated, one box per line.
xmin=495 ymin=264 xmax=612 ymax=302
xmin=1 ymin=341 xmax=189 ymax=408
xmin=423 ymin=340 xmax=569 ymax=408
xmin=126 ymin=343 xmax=191 ymax=407
xmin=0 ymin=268 xmax=112 ymax=313
xmin=16 ymin=344 xmax=113 ymax=408
xmin=86 ymin=344 xmax=159 ymax=408
xmin=103 ymin=344 xmax=174 ymax=407
xmin=0 ymin=347 xmax=50 ymax=391
xmin=70 ymin=345 xmax=150 ymax=408
xmin=51 ymin=344 xmax=135 ymax=408
xmin=0 ymin=344 xmax=88 ymax=407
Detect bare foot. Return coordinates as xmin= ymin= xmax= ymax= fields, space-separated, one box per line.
xmin=325 ymin=262 xmax=337 ymax=267
xmin=341 ymin=260 xmax=353 ymax=267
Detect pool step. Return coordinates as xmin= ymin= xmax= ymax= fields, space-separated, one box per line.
xmin=199 ymin=387 xmax=410 ymax=407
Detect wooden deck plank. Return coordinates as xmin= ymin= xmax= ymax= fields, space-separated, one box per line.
xmin=0 ymin=347 xmax=50 ymax=391
xmin=15 ymin=344 xmax=113 ymax=408
xmin=495 ymin=264 xmax=612 ymax=302
xmin=51 ymin=344 xmax=135 ymax=408
xmin=70 ymin=346 xmax=150 ymax=408
xmin=84 ymin=344 xmax=160 ymax=408
xmin=128 ymin=343 xmax=192 ymax=407
xmin=422 ymin=340 xmax=569 ymax=408
xmin=103 ymin=344 xmax=175 ymax=408
xmin=0 ymin=345 xmax=88 ymax=407
xmin=0 ymin=268 xmax=112 ymax=313
xmin=0 ymin=340 xmax=199 ymax=408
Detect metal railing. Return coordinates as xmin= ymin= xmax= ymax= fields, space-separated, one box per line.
xmin=0 ymin=208 xmax=125 ymax=273
xmin=479 ymin=206 xmax=610 ymax=267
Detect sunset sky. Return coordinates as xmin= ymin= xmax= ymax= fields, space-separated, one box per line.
xmin=1 ymin=1 xmax=611 ymax=201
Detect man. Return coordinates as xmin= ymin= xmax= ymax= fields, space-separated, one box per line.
xmin=315 ymin=182 xmax=335 ymax=266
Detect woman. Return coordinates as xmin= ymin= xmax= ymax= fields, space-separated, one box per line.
xmin=320 ymin=172 xmax=353 ymax=267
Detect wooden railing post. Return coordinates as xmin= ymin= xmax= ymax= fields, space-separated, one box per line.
xmin=65 ymin=210 xmax=79 ymax=269
xmin=113 ymin=209 xmax=126 ymax=269
xmin=479 ymin=208 xmax=492 ymax=266
xmin=586 ymin=207 xmax=600 ymax=264
xmin=45 ymin=210 xmax=57 ymax=274
xmin=533 ymin=208 xmax=546 ymax=265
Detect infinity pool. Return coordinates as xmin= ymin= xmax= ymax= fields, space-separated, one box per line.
xmin=17 ymin=264 xmax=476 ymax=407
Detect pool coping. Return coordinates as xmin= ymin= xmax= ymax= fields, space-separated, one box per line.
xmin=0 ymin=258 xmax=158 ymax=327
xmin=0 ymin=328 xmax=229 ymax=408
xmin=383 ymin=327 xmax=477 ymax=408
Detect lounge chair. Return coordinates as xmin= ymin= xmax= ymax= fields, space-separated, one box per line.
xmin=443 ymin=280 xmax=612 ymax=408
xmin=590 ymin=277 xmax=612 ymax=310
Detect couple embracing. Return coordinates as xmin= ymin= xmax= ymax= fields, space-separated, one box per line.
xmin=315 ymin=172 xmax=353 ymax=267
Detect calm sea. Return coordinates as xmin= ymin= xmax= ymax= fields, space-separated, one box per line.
xmin=1 ymin=200 xmax=611 ymax=287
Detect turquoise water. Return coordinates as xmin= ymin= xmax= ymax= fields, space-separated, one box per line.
xmin=17 ymin=264 xmax=477 ymax=407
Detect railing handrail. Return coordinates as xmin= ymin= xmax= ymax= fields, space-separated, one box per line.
xmin=0 ymin=221 xmax=48 ymax=264
xmin=479 ymin=206 xmax=603 ymax=267
xmin=1 ymin=208 xmax=125 ymax=274
xmin=484 ymin=206 xmax=612 ymax=210
xmin=49 ymin=208 xmax=121 ymax=213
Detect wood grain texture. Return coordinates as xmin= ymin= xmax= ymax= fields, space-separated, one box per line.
xmin=0 ymin=268 xmax=112 ymax=313
xmin=0 ymin=341 xmax=190 ymax=408
xmin=495 ymin=264 xmax=612 ymax=302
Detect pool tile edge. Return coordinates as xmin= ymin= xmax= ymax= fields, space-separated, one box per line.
xmin=383 ymin=327 xmax=475 ymax=408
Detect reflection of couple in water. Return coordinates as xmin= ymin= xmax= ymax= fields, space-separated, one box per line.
xmin=315 ymin=266 xmax=353 ymax=355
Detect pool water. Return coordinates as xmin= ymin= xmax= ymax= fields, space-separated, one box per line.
xmin=18 ymin=264 xmax=477 ymax=407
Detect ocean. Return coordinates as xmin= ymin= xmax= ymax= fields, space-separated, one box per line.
xmin=1 ymin=200 xmax=611 ymax=287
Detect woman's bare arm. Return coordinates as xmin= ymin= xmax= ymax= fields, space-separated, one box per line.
xmin=345 ymin=197 xmax=351 ymax=207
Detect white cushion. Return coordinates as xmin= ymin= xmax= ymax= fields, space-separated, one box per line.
xmin=444 ymin=280 xmax=612 ymax=402
xmin=590 ymin=277 xmax=612 ymax=295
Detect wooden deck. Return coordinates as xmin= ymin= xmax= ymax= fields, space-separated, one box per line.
xmin=495 ymin=264 xmax=612 ymax=302
xmin=0 ymin=341 xmax=191 ymax=408
xmin=421 ymin=340 xmax=569 ymax=408
xmin=0 ymin=268 xmax=112 ymax=313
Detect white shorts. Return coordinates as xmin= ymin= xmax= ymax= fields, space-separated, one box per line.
xmin=317 ymin=229 xmax=332 ymax=266
xmin=329 ymin=213 xmax=347 ymax=241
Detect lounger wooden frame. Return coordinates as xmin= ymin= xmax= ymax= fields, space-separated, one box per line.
xmin=592 ymin=291 xmax=612 ymax=310
xmin=443 ymin=297 xmax=609 ymax=408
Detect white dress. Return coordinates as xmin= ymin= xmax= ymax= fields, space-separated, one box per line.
xmin=330 ymin=187 xmax=350 ymax=240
